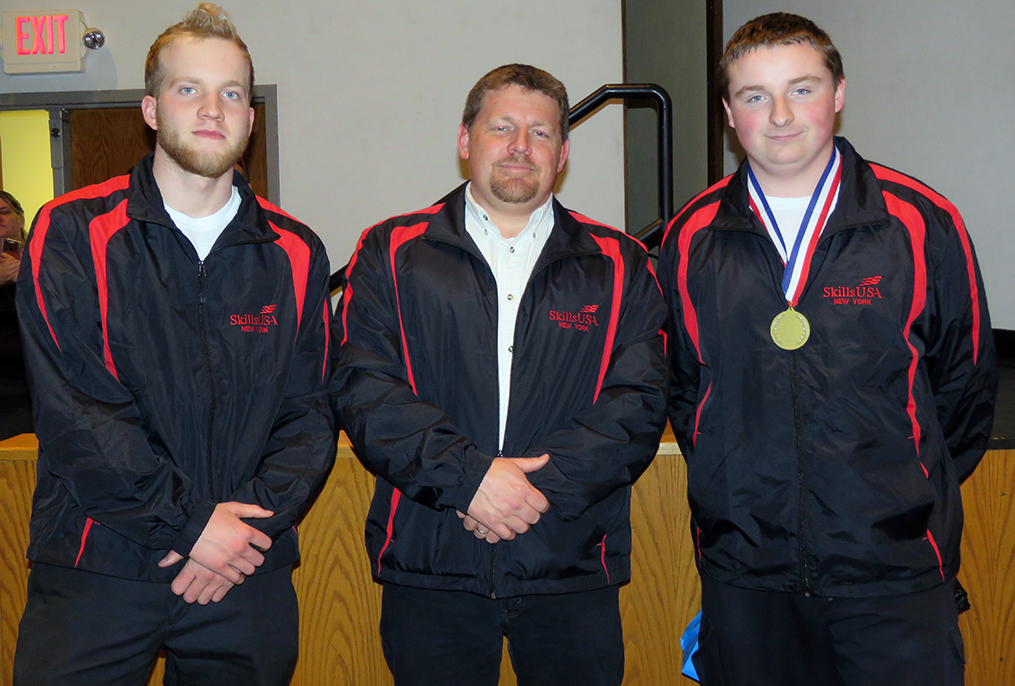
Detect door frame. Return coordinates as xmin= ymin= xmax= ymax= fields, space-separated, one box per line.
xmin=0 ymin=85 xmax=279 ymax=203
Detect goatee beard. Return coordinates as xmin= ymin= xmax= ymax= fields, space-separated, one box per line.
xmin=157 ymin=114 xmax=249 ymax=179
xmin=490 ymin=158 xmax=539 ymax=204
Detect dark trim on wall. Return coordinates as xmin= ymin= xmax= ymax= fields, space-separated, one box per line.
xmin=706 ymin=0 xmax=724 ymax=186
xmin=995 ymin=329 xmax=1015 ymax=363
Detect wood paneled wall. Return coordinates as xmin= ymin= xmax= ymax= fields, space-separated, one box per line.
xmin=1 ymin=433 xmax=1012 ymax=685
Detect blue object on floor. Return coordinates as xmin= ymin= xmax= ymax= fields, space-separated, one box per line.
xmin=680 ymin=610 xmax=701 ymax=681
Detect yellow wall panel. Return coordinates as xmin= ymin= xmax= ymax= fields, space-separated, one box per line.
xmin=0 ymin=110 xmax=53 ymax=229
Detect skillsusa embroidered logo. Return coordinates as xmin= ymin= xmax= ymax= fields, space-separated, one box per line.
xmin=230 ymin=304 xmax=279 ymax=333
xmin=549 ymin=304 xmax=600 ymax=332
xmin=823 ymin=276 xmax=884 ymax=305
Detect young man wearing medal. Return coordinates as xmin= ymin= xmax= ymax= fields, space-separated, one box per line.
xmin=658 ymin=12 xmax=996 ymax=685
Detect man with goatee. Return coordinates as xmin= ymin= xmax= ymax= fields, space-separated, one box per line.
xmin=13 ymin=5 xmax=334 ymax=685
xmin=331 ymin=64 xmax=667 ymax=686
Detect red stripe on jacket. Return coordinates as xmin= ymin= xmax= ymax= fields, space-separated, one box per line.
xmin=589 ymin=235 xmax=624 ymax=403
xmin=674 ymin=201 xmax=722 ymax=446
xmin=256 ymin=196 xmax=299 ymax=223
xmin=341 ymin=203 xmax=445 ymax=347
xmin=925 ymin=529 xmax=946 ymax=581
xmin=87 ymin=200 xmax=132 ymax=379
xmin=661 ymin=175 xmax=732 ymax=247
xmin=376 ymin=219 xmax=431 ymax=573
xmin=389 ymin=223 xmax=429 ymax=393
xmin=570 ymin=210 xmax=650 ymax=252
xmin=31 ymin=175 xmax=131 ymax=351
xmin=675 ymin=202 xmax=722 ymax=361
xmin=341 ymin=229 xmax=370 ymax=347
xmin=882 ymin=192 xmax=928 ymax=469
xmin=271 ymin=223 xmax=311 ymax=333
xmin=321 ymin=300 xmax=330 ymax=383
xmin=599 ymin=533 xmax=610 ymax=583
xmin=570 ymin=211 xmax=663 ymax=297
xmin=871 ymin=164 xmax=982 ymax=363
xmin=74 ymin=517 xmax=94 ymax=567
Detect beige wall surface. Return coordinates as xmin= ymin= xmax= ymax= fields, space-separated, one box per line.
xmin=721 ymin=0 xmax=1015 ymax=329
xmin=0 ymin=0 xmax=625 ymax=273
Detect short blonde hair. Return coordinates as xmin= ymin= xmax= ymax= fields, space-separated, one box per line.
xmin=144 ymin=3 xmax=254 ymax=97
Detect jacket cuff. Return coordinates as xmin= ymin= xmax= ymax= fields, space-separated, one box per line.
xmin=171 ymin=500 xmax=217 ymax=558
xmin=450 ymin=450 xmax=495 ymax=513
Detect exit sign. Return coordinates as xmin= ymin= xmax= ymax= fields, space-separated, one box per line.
xmin=2 ymin=10 xmax=85 ymax=74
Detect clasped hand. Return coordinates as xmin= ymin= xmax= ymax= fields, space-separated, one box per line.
xmin=458 ymin=454 xmax=550 ymax=544
xmin=157 ymin=501 xmax=273 ymax=605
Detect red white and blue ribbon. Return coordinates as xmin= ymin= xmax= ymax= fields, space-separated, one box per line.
xmin=748 ymin=147 xmax=842 ymax=306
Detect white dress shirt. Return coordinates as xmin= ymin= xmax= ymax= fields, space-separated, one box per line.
xmin=463 ymin=183 xmax=555 ymax=452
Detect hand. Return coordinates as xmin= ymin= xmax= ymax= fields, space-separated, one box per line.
xmin=0 ymin=254 xmax=18 ymax=286
xmin=466 ymin=455 xmax=550 ymax=541
xmin=160 ymin=501 xmax=274 ymax=585
xmin=157 ymin=553 xmax=235 ymax=604
xmin=457 ymin=510 xmax=501 ymax=544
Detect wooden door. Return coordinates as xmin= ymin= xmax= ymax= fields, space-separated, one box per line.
xmin=69 ymin=102 xmax=268 ymax=197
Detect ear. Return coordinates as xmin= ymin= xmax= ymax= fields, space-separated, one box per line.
xmin=248 ymin=106 xmax=255 ymax=136
xmin=141 ymin=95 xmax=158 ymax=131
xmin=834 ymin=77 xmax=846 ymax=114
xmin=557 ymin=138 xmax=570 ymax=173
xmin=457 ymin=123 xmax=470 ymax=161
xmin=722 ymin=98 xmax=735 ymax=129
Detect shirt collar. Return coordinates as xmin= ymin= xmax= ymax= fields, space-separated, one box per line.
xmin=464 ymin=182 xmax=554 ymax=247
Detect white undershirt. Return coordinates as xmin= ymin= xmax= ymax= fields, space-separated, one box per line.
xmin=463 ymin=183 xmax=555 ymax=452
xmin=165 ymin=185 xmax=241 ymax=261
xmin=764 ymin=195 xmax=811 ymax=255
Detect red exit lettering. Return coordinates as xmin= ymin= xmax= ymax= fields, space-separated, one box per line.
xmin=16 ymin=14 xmax=70 ymax=56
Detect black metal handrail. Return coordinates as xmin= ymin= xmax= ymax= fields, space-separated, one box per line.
xmin=330 ymin=82 xmax=673 ymax=293
xmin=567 ymin=83 xmax=673 ymax=248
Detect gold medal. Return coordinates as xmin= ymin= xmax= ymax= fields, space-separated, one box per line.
xmin=770 ymin=307 xmax=810 ymax=350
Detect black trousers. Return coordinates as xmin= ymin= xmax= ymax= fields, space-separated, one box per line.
xmin=380 ymin=583 xmax=624 ymax=686
xmin=14 ymin=562 xmax=298 ymax=686
xmin=694 ymin=574 xmax=965 ymax=686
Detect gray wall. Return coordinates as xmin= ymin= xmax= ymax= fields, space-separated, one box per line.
xmin=723 ymin=0 xmax=1015 ymax=328
xmin=625 ymin=0 xmax=708 ymax=238
xmin=0 ymin=0 xmax=626 ymax=273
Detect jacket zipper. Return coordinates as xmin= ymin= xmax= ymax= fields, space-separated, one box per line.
xmin=758 ymin=225 xmax=815 ymax=597
xmin=791 ymin=352 xmax=813 ymax=596
xmin=423 ymin=234 xmax=589 ymax=600
xmin=490 ymin=449 xmax=503 ymax=599
xmin=198 ymin=260 xmax=217 ymax=495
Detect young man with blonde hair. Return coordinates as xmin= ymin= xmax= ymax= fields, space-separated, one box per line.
xmin=14 ymin=5 xmax=333 ymax=684
xmin=659 ymin=12 xmax=995 ymax=685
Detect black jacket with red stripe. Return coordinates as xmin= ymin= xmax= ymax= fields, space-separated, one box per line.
xmin=331 ymin=184 xmax=668 ymax=597
xmin=658 ymin=138 xmax=996 ymax=597
xmin=17 ymin=154 xmax=335 ymax=582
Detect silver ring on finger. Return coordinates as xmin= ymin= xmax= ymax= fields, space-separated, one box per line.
xmin=476 ymin=528 xmax=487 ymax=536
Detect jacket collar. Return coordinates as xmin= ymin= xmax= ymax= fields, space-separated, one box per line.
xmin=712 ymin=137 xmax=892 ymax=239
xmin=126 ymin=153 xmax=279 ymax=246
xmin=423 ymin=183 xmax=603 ymax=271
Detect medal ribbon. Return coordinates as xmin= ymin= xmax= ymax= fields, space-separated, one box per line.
xmin=748 ymin=148 xmax=842 ymax=307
